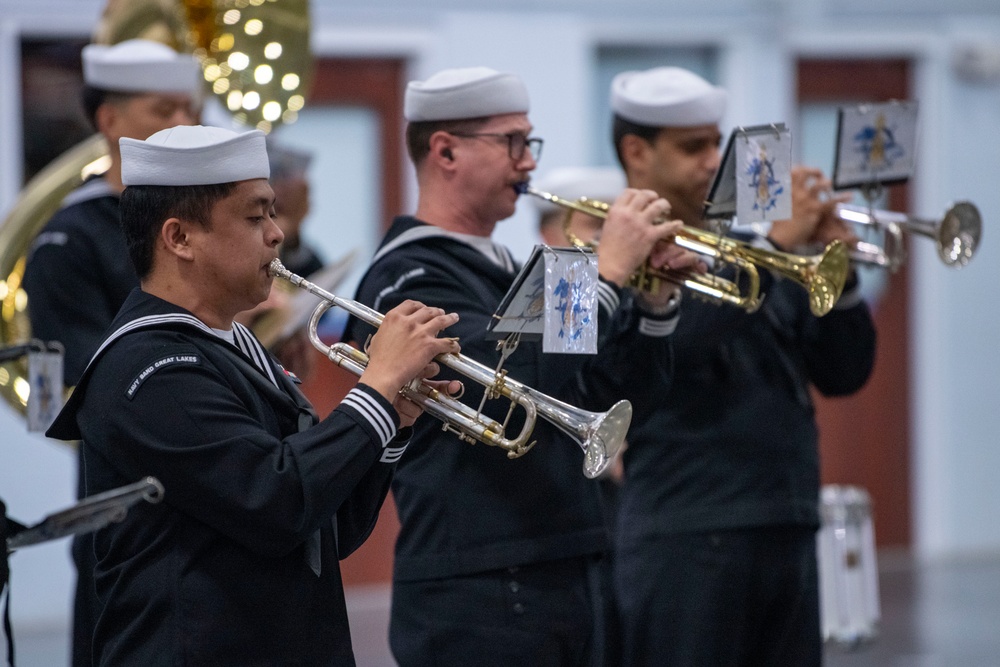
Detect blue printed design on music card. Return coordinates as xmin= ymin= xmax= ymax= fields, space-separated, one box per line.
xmin=543 ymin=249 xmax=597 ymax=354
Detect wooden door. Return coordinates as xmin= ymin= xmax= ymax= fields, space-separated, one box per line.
xmin=798 ymin=59 xmax=912 ymax=547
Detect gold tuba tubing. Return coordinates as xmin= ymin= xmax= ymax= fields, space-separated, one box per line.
xmin=270 ymin=259 xmax=630 ymax=479
xmin=836 ymin=201 xmax=982 ymax=272
xmin=522 ymin=186 xmax=849 ymax=317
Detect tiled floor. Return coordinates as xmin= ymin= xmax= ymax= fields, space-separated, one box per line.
xmin=10 ymin=552 xmax=1000 ymax=666
xmin=825 ymin=551 xmax=1000 ymax=667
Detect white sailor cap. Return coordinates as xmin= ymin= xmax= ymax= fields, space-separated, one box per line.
xmin=404 ymin=67 xmax=530 ymax=122
xmin=120 ymin=125 xmax=269 ymax=186
xmin=82 ymin=39 xmax=201 ymax=95
xmin=530 ymin=167 xmax=627 ymax=215
xmin=611 ymin=67 xmax=726 ymax=128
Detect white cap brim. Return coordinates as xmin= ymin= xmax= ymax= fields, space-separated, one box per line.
xmin=405 ymin=67 xmax=530 ymax=121
xmin=121 ymin=125 xmax=269 ymax=186
xmin=83 ymin=39 xmax=201 ymax=95
xmin=611 ymin=67 xmax=726 ymax=127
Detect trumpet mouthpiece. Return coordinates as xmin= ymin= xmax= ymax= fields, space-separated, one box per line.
xmin=268 ymin=258 xmax=287 ymax=278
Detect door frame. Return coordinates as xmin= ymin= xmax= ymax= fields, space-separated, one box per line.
xmin=798 ymin=58 xmax=913 ymax=548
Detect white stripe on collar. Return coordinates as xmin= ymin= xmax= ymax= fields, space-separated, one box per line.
xmin=61 ymin=178 xmax=117 ymax=209
xmin=88 ymin=313 xmax=280 ymax=389
xmin=233 ymin=323 xmax=280 ymax=388
xmin=372 ymin=224 xmax=515 ymax=271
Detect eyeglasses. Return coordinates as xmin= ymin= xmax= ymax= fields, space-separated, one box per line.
xmin=449 ymin=132 xmax=544 ymax=162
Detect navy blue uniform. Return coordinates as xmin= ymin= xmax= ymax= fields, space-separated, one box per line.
xmin=48 ymin=289 xmax=406 ymax=666
xmin=344 ymin=216 xmax=678 ymax=666
xmin=24 ymin=177 xmax=138 ymax=386
xmin=615 ymin=248 xmax=876 ymax=666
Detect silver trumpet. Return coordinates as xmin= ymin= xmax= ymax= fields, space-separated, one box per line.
xmin=837 ymin=201 xmax=982 ymax=272
xmin=269 ymin=259 xmax=630 ymax=479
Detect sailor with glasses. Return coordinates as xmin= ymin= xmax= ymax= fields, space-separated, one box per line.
xmin=344 ymin=66 xmax=701 ymax=666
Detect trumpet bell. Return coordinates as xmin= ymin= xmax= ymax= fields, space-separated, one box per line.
xmin=839 ymin=200 xmax=982 ymax=271
xmin=938 ymin=202 xmax=981 ymax=267
xmin=808 ymin=240 xmax=850 ymax=317
xmin=580 ymin=399 xmax=631 ymax=479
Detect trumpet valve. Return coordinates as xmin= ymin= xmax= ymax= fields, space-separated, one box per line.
xmin=628 ymin=264 xmax=661 ymax=295
xmin=444 ymin=423 xmax=477 ymax=445
xmin=486 ymin=371 xmax=508 ymax=401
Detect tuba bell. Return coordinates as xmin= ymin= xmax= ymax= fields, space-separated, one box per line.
xmin=0 ymin=137 xmax=110 ymax=411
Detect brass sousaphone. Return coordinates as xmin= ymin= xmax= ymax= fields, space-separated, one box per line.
xmin=0 ymin=0 xmax=312 ymax=413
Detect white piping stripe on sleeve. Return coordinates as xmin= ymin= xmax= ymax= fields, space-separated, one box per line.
xmin=26 ymin=231 xmax=69 ymax=262
xmin=638 ymin=313 xmax=679 ymax=337
xmin=341 ymin=389 xmax=395 ymax=447
xmin=364 ymin=398 xmax=396 ymax=445
xmin=598 ymin=282 xmax=620 ymax=314
xmin=834 ymin=285 xmax=863 ymax=310
xmin=380 ymin=445 xmax=407 ymax=464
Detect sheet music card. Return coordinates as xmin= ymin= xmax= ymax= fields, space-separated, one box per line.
xmin=833 ymin=100 xmax=918 ymax=190
xmin=704 ymin=123 xmax=790 ymax=224
xmin=736 ymin=124 xmax=792 ymax=224
xmin=27 ymin=346 xmax=64 ymax=432
xmin=488 ymin=245 xmax=598 ymax=354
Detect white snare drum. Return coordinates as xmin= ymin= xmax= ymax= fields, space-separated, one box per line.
xmin=817 ymin=485 xmax=880 ymax=647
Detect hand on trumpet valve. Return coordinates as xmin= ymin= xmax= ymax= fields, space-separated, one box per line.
xmin=394 ymin=377 xmax=465 ymax=427
xmin=596 ymin=188 xmax=676 ymax=287
xmin=641 ymin=239 xmax=709 ymax=308
xmin=813 ymin=213 xmax=860 ymax=249
xmin=360 ymin=300 xmax=461 ymax=426
xmin=770 ymin=166 xmax=853 ymax=250
xmin=648 ymin=238 xmax=708 ymax=274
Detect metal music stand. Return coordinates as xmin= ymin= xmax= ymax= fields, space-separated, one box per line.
xmin=2 ymin=478 xmax=163 ymax=666
xmin=5 ymin=477 xmax=164 ymax=553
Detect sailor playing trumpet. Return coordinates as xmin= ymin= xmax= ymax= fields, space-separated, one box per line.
xmin=46 ymin=124 xmax=460 ymax=666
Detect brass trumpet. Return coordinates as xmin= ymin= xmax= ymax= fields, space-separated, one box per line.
xmin=836 ymin=201 xmax=982 ymax=272
xmin=521 ymin=186 xmax=850 ymax=317
xmin=269 ymin=259 xmax=630 ymax=479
